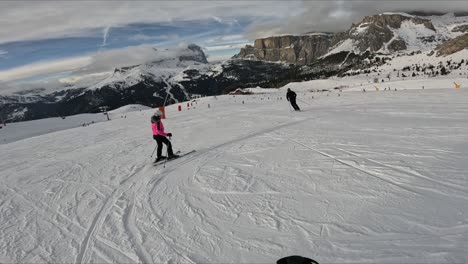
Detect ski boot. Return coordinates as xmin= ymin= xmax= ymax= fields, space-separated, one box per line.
xmin=167 ymin=154 xmax=180 ymax=160
xmin=155 ymin=156 xmax=167 ymax=162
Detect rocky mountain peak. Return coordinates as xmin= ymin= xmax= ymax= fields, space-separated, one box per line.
xmin=337 ymin=13 xmax=437 ymax=53
xmin=181 ymin=44 xmax=208 ymax=63
xmin=234 ymin=34 xmax=332 ymax=65
xmin=355 ymin=13 xmax=435 ymax=31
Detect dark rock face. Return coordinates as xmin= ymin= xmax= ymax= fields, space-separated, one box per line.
xmin=388 ymin=38 xmax=407 ymax=51
xmin=357 ymin=14 xmax=435 ymax=32
xmin=235 ymin=34 xmax=332 ymax=65
xmin=437 ymin=33 xmax=468 ymax=56
xmin=452 ymin=25 xmax=468 ymax=33
xmin=180 ymin=44 xmax=208 ymax=63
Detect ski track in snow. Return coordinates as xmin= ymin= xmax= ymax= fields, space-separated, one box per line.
xmin=1 ymin=88 xmax=468 ymax=263
xmin=75 ymin=161 xmax=148 ymax=264
xmin=333 ymin=147 xmax=468 ymax=195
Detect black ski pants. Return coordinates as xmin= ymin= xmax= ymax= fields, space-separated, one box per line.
xmin=153 ymin=135 xmax=174 ymax=158
xmin=290 ymin=98 xmax=300 ymax=111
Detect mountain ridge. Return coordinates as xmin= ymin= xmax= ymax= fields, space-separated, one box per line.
xmin=236 ymin=12 xmax=468 ymax=64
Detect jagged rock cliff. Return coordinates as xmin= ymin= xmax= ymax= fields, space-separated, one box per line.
xmin=235 ymin=34 xmax=332 ymax=65
xmin=437 ymin=33 xmax=468 ymax=56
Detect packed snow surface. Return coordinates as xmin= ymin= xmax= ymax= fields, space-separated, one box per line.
xmin=0 ymin=114 xmax=108 ymax=145
xmin=0 ymin=104 xmax=150 ymax=145
xmin=108 ymin=104 xmax=151 ymax=114
xmin=1 ymin=86 xmax=468 ymax=263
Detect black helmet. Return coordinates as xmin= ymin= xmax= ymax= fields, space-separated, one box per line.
xmin=150 ymin=115 xmax=160 ymax=123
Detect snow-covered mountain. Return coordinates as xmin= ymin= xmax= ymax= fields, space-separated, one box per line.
xmin=329 ymin=12 xmax=468 ymax=55
xmin=87 ymin=44 xmax=209 ymax=91
xmin=236 ymin=12 xmax=468 ymax=63
xmin=0 ymin=45 xmax=212 ymax=122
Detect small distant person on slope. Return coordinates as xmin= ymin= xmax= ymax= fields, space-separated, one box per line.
xmin=151 ymin=109 xmax=179 ymax=162
xmin=286 ymin=88 xmax=301 ymax=111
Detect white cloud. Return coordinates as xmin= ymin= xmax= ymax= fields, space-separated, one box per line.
xmin=0 ymin=50 xmax=7 ymax=56
xmin=128 ymin=33 xmax=181 ymax=42
xmin=212 ymin=16 xmax=223 ymax=23
xmin=101 ymin=26 xmax=111 ymax=47
xmin=246 ymin=1 xmax=468 ymax=38
xmin=0 ymin=56 xmax=91 ymax=82
xmin=0 ymin=1 xmax=300 ymax=44
xmin=205 ymin=34 xmax=246 ymax=44
xmin=205 ymin=43 xmax=251 ymax=52
xmin=78 ymin=44 xmax=201 ymax=74
xmin=206 ymin=53 xmax=235 ymax=62
xmin=129 ymin=34 xmax=157 ymax=41
xmin=59 ymin=72 xmax=110 ymax=84
xmin=1 ymin=1 xmax=466 ymax=44
xmin=218 ymin=35 xmax=245 ymax=42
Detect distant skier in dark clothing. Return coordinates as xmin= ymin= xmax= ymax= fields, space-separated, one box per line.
xmin=151 ymin=109 xmax=179 ymax=162
xmin=286 ymin=88 xmax=300 ymax=111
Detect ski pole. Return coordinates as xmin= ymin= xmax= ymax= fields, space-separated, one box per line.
xmin=150 ymin=144 xmax=157 ymax=158
xmin=163 ymin=139 xmax=170 ymax=168
xmin=297 ymin=98 xmax=311 ymax=106
xmin=163 ymin=150 xmax=168 ymax=167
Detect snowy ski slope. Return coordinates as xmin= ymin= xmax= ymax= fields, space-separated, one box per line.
xmin=1 ymin=85 xmax=468 ymax=263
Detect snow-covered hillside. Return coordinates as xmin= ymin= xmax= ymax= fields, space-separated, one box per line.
xmin=0 ymin=104 xmax=150 ymax=144
xmin=1 ymin=83 xmax=467 ymax=263
xmin=339 ymin=49 xmax=468 ymax=86
xmin=328 ymin=12 xmax=468 ymax=56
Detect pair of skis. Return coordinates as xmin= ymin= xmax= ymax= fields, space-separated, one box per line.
xmin=153 ymin=150 xmax=196 ymax=166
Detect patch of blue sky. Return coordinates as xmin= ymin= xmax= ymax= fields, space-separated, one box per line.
xmin=0 ymin=37 xmax=100 ymax=70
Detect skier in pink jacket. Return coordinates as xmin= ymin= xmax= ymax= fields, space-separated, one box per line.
xmin=151 ymin=109 xmax=179 ymax=162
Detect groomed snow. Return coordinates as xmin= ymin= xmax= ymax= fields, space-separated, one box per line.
xmin=0 ymin=113 xmax=108 ymax=145
xmin=108 ymin=104 xmax=151 ymax=115
xmin=1 ymin=104 xmax=150 ymax=145
xmin=284 ymin=75 xmax=468 ymax=93
xmin=1 ymin=85 xmax=468 ymax=263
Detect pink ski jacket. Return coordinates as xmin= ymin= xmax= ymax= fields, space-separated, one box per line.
xmin=152 ymin=121 xmax=167 ymax=136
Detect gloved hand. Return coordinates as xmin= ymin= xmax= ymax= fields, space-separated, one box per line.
xmin=167 ymin=133 xmax=173 ymax=137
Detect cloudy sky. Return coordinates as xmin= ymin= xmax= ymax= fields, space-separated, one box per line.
xmin=0 ymin=0 xmax=467 ymax=86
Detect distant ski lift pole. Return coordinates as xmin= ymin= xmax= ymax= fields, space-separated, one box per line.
xmin=99 ymin=106 xmax=110 ymax=121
